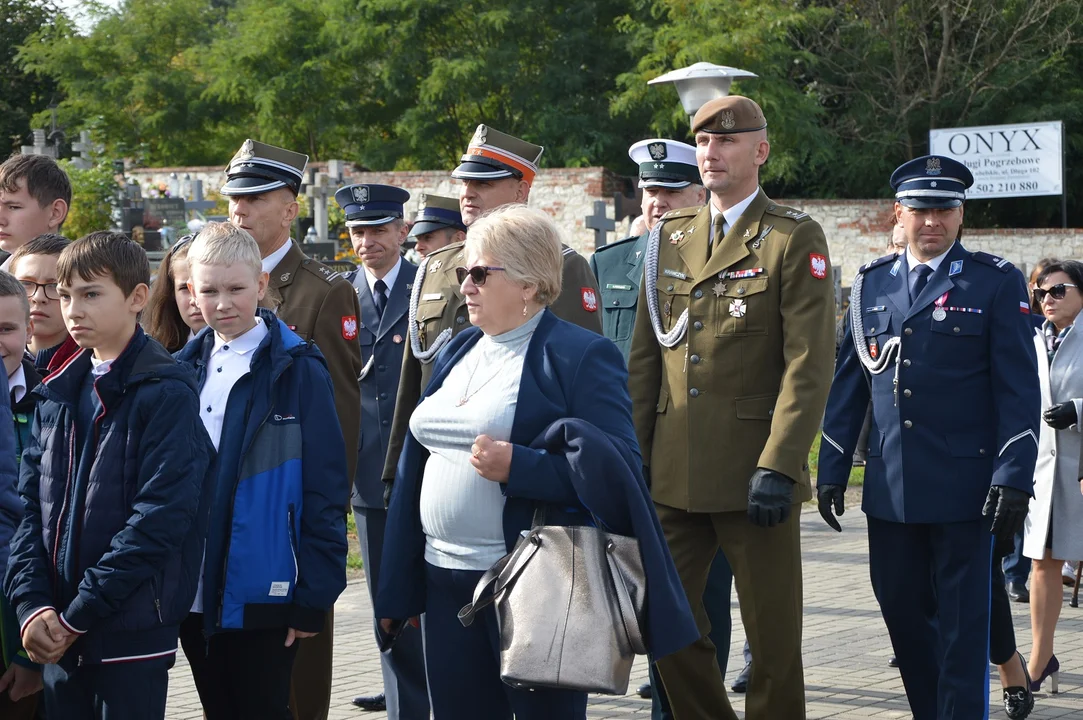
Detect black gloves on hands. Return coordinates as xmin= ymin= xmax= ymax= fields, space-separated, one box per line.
xmin=982 ymin=485 xmax=1030 ymax=546
xmin=747 ymin=468 xmax=796 ymax=527
xmin=817 ymin=484 xmax=845 ymax=532
xmin=1044 ymin=402 xmax=1077 ymax=430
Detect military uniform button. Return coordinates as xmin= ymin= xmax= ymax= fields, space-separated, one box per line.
xmin=737 ymin=287 xmax=745 ymax=295
xmin=378 ymin=365 xmax=386 ymax=371
xmin=953 ymin=326 xmax=961 ymax=333
xmin=382 ymin=420 xmax=389 ymax=426
xmin=456 ymin=316 xmax=466 ymax=325
xmin=612 ymin=300 xmax=620 ymax=306
xmin=903 ymin=359 xmax=911 ymax=367
xmin=869 ymin=327 xmax=876 ymax=333
xmin=690 ymin=355 xmax=701 ymax=364
xmin=667 ymin=284 xmax=675 ymax=292
xmin=379 ymin=393 xmax=388 ymax=400
xmin=694 ymin=289 xmax=703 ymax=299
xmin=979 ymin=449 xmax=986 ymax=455
xmin=694 ymin=321 xmax=704 ymax=331
xmin=689 ymin=388 xmax=700 ymax=398
xmin=903 ymin=389 xmax=911 ymax=398
xmin=904 ymin=327 xmax=913 ymax=336
xmin=903 ymin=420 xmax=913 ymax=428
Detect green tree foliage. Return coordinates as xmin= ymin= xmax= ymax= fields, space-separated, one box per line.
xmin=0 ymin=0 xmax=61 ymax=155
xmin=60 ymin=157 xmax=119 ymax=240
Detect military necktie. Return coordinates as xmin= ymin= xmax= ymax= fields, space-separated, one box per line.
xmin=708 ymin=214 xmax=725 ymax=260
xmin=373 ymin=278 xmax=387 ymax=318
xmin=909 ymin=264 xmax=932 ymax=303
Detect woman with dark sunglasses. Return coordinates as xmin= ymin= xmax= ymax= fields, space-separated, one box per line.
xmin=374 ymin=204 xmax=696 ymax=720
xmin=1023 ymin=259 xmax=1083 ymax=693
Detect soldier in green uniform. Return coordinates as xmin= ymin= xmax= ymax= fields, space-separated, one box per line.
xmin=220 ymin=139 xmax=362 ymax=720
xmin=381 ymin=125 xmax=601 ymax=486
xmin=406 ymin=193 xmax=465 ymax=258
xmin=627 ymin=97 xmax=836 ymax=720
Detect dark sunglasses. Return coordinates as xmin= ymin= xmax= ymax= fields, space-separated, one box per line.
xmin=455 ymin=265 xmax=505 ymax=286
xmin=1033 ymin=283 xmax=1078 ymax=303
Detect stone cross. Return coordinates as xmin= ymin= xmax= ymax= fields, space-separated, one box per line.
xmin=303 ymin=161 xmax=346 ymax=243
xmin=186 ymin=180 xmax=216 ymax=215
xmin=70 ymin=131 xmax=99 ymax=169
xmin=20 ymin=129 xmax=57 ymax=158
xmin=585 ymin=200 xmax=616 ymax=248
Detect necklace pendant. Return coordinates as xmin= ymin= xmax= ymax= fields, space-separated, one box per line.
xmin=457 ymin=396 xmax=469 ymax=407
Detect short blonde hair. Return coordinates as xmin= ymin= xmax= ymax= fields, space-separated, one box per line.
xmin=188 ymin=222 xmax=261 ymax=277
xmin=467 ymin=204 xmax=562 ymax=304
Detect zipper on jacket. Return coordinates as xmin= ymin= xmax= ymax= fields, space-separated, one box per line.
xmin=50 ymin=424 xmax=78 ymax=595
xmin=150 ymin=575 xmax=163 ymax=623
xmin=287 ymin=504 xmax=299 ymax=585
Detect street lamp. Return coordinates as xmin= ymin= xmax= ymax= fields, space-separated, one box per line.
xmin=648 ymin=62 xmax=758 ymax=125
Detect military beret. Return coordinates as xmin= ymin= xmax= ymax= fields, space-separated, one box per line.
xmin=334 ymin=184 xmax=410 ymax=227
xmin=890 ymin=155 xmax=974 ymax=209
xmin=628 ymin=139 xmax=701 ymax=188
xmin=220 ymin=139 xmax=308 ymax=196
xmin=692 ymin=95 xmax=767 ymax=135
xmin=409 ymin=193 xmax=466 ymax=237
xmin=451 ymin=125 xmax=544 ymax=186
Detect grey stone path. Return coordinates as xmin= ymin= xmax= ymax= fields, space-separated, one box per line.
xmin=165 ymin=507 xmax=1083 ymax=718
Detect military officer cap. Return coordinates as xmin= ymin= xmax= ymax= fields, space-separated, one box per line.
xmin=408 ymin=193 xmax=466 ymax=238
xmin=334 ymin=184 xmax=410 ymax=227
xmin=451 ymin=125 xmax=544 ymax=186
xmin=628 ymin=138 xmax=701 ymax=189
xmin=220 ymin=139 xmax=308 ymax=196
xmin=692 ymin=95 xmax=768 ymax=135
xmin=890 ymin=155 xmax=975 ymax=209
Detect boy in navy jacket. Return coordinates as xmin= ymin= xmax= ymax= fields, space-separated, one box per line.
xmin=175 ymin=222 xmax=348 ymax=720
xmin=3 ymin=232 xmax=215 ymax=718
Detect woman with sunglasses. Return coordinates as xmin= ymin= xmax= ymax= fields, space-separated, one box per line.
xmin=144 ymin=235 xmax=207 ymax=352
xmin=374 ymin=204 xmax=695 ymax=720
xmin=1023 ymin=259 xmax=1083 ymax=693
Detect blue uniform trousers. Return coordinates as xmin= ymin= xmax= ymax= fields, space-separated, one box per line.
xmin=43 ymin=654 xmax=173 ymax=720
xmin=354 ymin=507 xmax=430 ymax=720
xmin=1001 ymin=527 xmax=1031 ymax=588
xmin=421 ymin=562 xmax=588 ymax=720
xmin=868 ymin=517 xmax=994 ymax=720
xmin=649 ymin=551 xmax=733 ymax=719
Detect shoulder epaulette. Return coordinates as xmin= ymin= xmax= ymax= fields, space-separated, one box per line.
xmin=858 ymin=253 xmax=899 ymax=274
xmin=562 ymin=246 xmax=576 ymax=257
xmin=300 ymin=259 xmax=341 ymax=285
xmin=659 ymin=206 xmax=699 ymax=221
xmin=971 ymin=251 xmax=1014 ymax=273
xmin=765 ymin=203 xmax=811 ymax=222
xmin=592 ymin=235 xmax=640 ymax=255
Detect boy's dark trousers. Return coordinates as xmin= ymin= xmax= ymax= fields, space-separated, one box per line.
xmin=42 ymin=653 xmax=173 ymax=719
xmin=179 ymin=612 xmax=299 ymax=720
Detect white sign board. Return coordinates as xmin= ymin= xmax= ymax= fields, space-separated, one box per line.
xmin=928 ymin=121 xmax=1062 ymax=199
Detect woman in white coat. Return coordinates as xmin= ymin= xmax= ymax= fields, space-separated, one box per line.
xmin=1023 ymin=259 xmax=1083 ymax=693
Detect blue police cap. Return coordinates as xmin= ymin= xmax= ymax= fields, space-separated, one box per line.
xmin=890 ymin=155 xmax=974 ymax=209
xmin=334 ymin=184 xmax=410 ymax=227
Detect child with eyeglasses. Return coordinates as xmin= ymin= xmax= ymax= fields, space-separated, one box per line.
xmin=8 ymin=234 xmax=76 ymax=374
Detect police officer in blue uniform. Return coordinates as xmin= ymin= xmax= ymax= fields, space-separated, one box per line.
xmin=817 ymin=156 xmax=1040 ymax=719
xmin=334 ymin=184 xmax=429 ymax=719
xmin=590 ymin=138 xmax=747 ymax=712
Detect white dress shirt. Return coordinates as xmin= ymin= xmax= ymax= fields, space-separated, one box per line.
xmin=8 ymin=363 xmax=26 ymax=404
xmin=905 ymin=241 xmax=955 ymax=276
xmin=709 ymin=188 xmax=760 ymax=242
xmin=261 ymin=239 xmax=293 ymax=275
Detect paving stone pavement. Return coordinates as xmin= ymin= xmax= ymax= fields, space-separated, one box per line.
xmin=165 ymin=507 xmax=1083 ymax=718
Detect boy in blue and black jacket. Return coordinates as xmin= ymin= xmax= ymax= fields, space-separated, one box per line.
xmin=3 ymin=232 xmax=215 ymax=719
xmin=174 ymin=222 xmax=348 ymax=720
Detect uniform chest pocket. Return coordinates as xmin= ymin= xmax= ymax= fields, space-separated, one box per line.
xmin=603 ymin=289 xmax=638 ymax=340
xmin=356 ymin=326 xmax=375 ymax=347
xmin=415 ymin=298 xmax=449 ymax=342
xmin=930 ymin=312 xmax=984 ymax=337
xmin=862 ymin=311 xmax=893 ymax=338
xmin=657 ymin=279 xmax=693 ymax=333
xmin=715 ymin=276 xmax=769 ymax=337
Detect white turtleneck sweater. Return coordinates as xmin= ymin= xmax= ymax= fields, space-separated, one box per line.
xmin=411 ymin=310 xmax=543 ymax=571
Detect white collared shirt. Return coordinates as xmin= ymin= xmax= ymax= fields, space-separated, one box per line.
xmin=261 ymin=238 xmax=293 ymax=274
xmin=709 ymin=188 xmax=760 ymax=242
xmin=905 ymin=241 xmax=955 ymax=277
xmin=199 ymin=317 xmax=268 ymax=451
xmin=8 ymin=363 xmax=26 ymax=404
xmin=364 ymin=257 xmax=402 ymax=306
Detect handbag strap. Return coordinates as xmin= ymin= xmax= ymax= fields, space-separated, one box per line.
xmin=457 ymin=532 xmax=542 ymax=628
xmin=606 ymin=539 xmax=648 ymax=655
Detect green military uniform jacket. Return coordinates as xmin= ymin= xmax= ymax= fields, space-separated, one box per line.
xmin=270 ymin=241 xmax=364 ymax=485
xmin=381 ymin=240 xmax=602 ymax=482
xmin=589 ymin=233 xmax=648 ymax=362
xmin=628 ymin=189 xmax=836 ymax=513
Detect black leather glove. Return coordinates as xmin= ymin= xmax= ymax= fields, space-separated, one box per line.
xmin=817 ymin=484 xmax=845 ymax=532
xmin=1044 ymin=402 xmax=1077 ymax=430
xmin=982 ymin=485 xmax=1030 ymax=545
xmin=642 ymin=465 xmax=652 ymax=490
xmin=747 ymin=468 xmax=795 ymax=527
xmin=383 ymin=479 xmax=394 ymax=509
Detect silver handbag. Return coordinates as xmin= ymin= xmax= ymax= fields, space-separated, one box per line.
xmin=457 ymin=509 xmax=648 ymax=695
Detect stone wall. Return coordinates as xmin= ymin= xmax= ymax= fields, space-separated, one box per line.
xmin=126 ymin=165 xmax=1080 ymax=277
